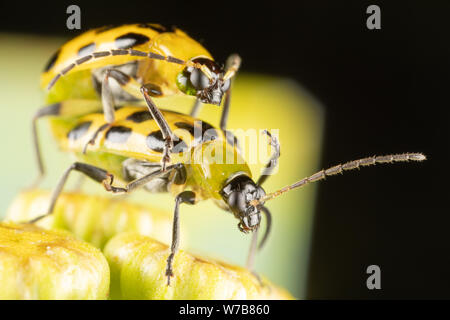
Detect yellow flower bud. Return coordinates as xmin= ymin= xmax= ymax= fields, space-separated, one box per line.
xmin=6 ymin=190 xmax=175 ymax=249
xmin=104 ymin=233 xmax=294 ymax=300
xmin=0 ymin=222 xmax=109 ymax=299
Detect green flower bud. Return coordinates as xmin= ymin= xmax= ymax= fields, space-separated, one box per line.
xmin=104 ymin=233 xmax=294 ymax=300
xmin=6 ymin=190 xmax=175 ymax=249
xmin=0 ymin=222 xmax=109 ymax=299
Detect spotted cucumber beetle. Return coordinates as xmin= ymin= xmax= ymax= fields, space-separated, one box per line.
xmin=29 ymin=106 xmax=426 ymax=285
xmin=33 ymin=23 xmax=241 ymax=184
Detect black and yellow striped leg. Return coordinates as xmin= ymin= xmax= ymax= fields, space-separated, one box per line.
xmin=30 ymin=100 xmax=101 ymax=187
xmin=166 ymin=190 xmax=197 ymax=286
xmin=141 ymin=86 xmax=175 ymax=171
xmin=29 ymin=162 xmax=184 ymax=223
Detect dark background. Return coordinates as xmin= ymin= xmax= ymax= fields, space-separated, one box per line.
xmin=0 ymin=0 xmax=448 ymax=299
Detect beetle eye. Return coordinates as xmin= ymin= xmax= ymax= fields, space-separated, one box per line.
xmin=227 ymin=191 xmax=247 ymax=215
xmin=190 ymin=69 xmax=210 ymax=90
xmin=221 ymin=79 xmax=231 ymax=92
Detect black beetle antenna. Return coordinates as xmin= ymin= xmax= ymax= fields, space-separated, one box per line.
xmin=251 ymin=152 xmax=426 ymax=206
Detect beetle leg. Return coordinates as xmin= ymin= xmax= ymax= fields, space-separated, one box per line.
xmin=72 ymin=175 xmax=86 ymax=191
xmin=141 ymin=85 xmax=175 ymax=171
xmin=245 ymin=206 xmax=272 ymax=288
xmin=219 ymin=53 xmax=242 ymax=147
xmin=101 ymin=69 xmax=151 ymax=122
xmin=219 ymin=87 xmax=231 ymax=132
xmin=246 ymin=226 xmax=259 ymax=271
xmin=28 ymin=162 xmax=117 ymax=223
xmin=114 ymin=163 xmax=184 ymax=192
xmin=83 ymin=69 xmax=138 ymax=153
xmin=223 ymin=53 xmax=242 ymax=82
xmin=219 ymin=53 xmax=241 ymax=131
xmin=258 ymin=206 xmax=272 ymax=251
xmin=101 ymin=70 xmax=117 ymax=124
xmin=29 ymin=162 xmax=185 ymax=224
xmin=30 ymin=100 xmax=101 ymax=188
xmin=245 ymin=226 xmax=267 ymax=288
xmin=165 ymin=191 xmax=197 ymax=286
xmin=82 ymin=123 xmax=110 ymax=154
xmin=256 ymin=130 xmax=281 ymax=186
xmin=219 ymin=83 xmax=242 ymax=152
xmin=84 ymin=69 xmax=164 ymax=154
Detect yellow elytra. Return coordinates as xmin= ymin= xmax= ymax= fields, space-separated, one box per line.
xmin=41 ymin=23 xmax=223 ymax=103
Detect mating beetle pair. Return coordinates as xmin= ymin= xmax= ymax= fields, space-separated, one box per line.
xmin=30 ymin=24 xmax=426 ymax=285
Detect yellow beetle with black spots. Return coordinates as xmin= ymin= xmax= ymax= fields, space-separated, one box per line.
xmin=33 ymin=23 xmax=241 ymax=185
xmin=30 ymin=105 xmax=426 ymax=285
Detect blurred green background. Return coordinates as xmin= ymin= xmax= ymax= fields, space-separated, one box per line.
xmin=0 ymin=33 xmax=324 ymax=298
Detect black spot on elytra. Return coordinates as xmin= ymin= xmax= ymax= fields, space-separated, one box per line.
xmin=137 ymin=23 xmax=167 ymax=33
xmin=115 ymin=33 xmax=150 ymax=49
xmin=146 ymin=131 xmax=165 ymax=153
xmin=126 ymin=111 xmax=154 ymax=123
xmin=67 ymin=121 xmax=92 ymax=140
xmin=175 ymin=122 xmax=195 ymax=136
xmin=174 ymin=121 xmax=219 ymax=143
xmin=105 ymin=126 xmax=132 ymax=143
xmin=201 ymin=122 xmax=220 ymax=142
xmin=146 ymin=130 xmax=188 ymax=153
xmin=43 ymin=49 xmax=60 ymax=72
xmin=78 ymin=42 xmax=96 ymax=57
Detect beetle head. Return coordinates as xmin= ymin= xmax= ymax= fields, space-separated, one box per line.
xmin=220 ymin=174 xmax=266 ymax=233
xmin=176 ymin=57 xmax=230 ymax=106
